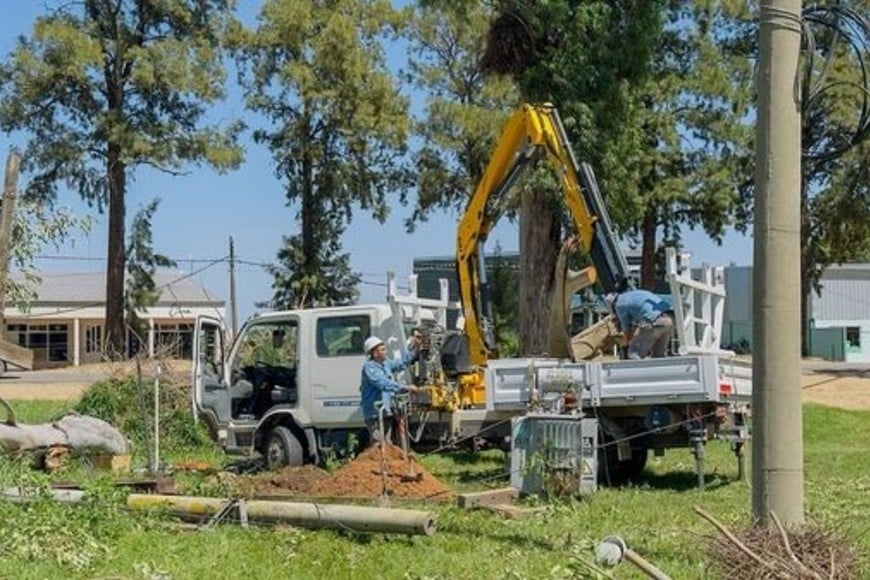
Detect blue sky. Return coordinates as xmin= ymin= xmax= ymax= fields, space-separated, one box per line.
xmin=0 ymin=1 xmax=753 ymax=323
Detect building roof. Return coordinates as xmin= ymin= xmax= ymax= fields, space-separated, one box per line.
xmin=15 ymin=271 xmax=224 ymax=307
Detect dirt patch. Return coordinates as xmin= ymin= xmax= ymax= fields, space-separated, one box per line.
xmin=228 ymin=465 xmax=333 ymax=497
xmin=0 ymin=358 xmax=192 ymax=402
xmin=0 ymin=382 xmax=87 ymax=401
xmin=218 ymin=446 xmax=452 ymax=502
xmin=801 ymin=374 xmax=870 ymax=411
xmin=314 ymin=444 xmax=453 ymax=502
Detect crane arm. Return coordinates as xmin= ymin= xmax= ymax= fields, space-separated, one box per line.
xmin=456 ymin=103 xmax=628 ymax=366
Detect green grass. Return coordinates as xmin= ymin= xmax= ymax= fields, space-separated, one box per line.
xmin=3 ymin=399 xmax=71 ymax=424
xmin=0 ymin=401 xmax=867 ymax=579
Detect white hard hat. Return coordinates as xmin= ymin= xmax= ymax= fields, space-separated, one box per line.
xmin=364 ymin=336 xmax=384 ymax=354
xmin=604 ymin=293 xmax=619 ymax=309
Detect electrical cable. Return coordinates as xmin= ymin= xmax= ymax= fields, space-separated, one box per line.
xmin=801 ymin=3 xmax=870 ymax=166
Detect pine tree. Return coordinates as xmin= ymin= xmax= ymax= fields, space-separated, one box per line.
xmin=234 ymin=0 xmax=411 ymax=309
xmin=0 ymin=1 xmax=242 ymax=357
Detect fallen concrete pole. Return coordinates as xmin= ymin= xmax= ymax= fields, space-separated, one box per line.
xmin=127 ymin=494 xmax=437 ymax=536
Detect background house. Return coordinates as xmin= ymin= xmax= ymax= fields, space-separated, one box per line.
xmin=4 ymin=271 xmax=225 ymax=367
xmin=722 ymin=263 xmax=870 ymax=362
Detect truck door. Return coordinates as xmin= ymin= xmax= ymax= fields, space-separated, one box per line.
xmin=306 ymin=313 xmax=373 ymax=428
xmin=192 ymin=315 xmax=230 ymax=427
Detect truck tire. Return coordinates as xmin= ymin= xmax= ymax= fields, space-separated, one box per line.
xmin=597 ymin=439 xmax=648 ymax=487
xmin=265 ymin=425 xmax=304 ymax=470
xmin=620 ymin=447 xmax=648 ymax=482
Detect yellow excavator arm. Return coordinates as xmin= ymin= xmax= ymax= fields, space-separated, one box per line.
xmin=457 ymin=104 xmax=627 ymax=367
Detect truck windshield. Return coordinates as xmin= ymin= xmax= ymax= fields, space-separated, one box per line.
xmin=234 ymin=320 xmax=298 ymax=369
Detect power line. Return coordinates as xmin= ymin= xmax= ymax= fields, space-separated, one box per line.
xmin=36 ymin=254 xmax=229 ymax=264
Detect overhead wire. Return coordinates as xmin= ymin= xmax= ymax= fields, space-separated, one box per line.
xmin=801 ymin=3 xmax=870 ymax=166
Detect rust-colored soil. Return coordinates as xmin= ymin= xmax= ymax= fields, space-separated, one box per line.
xmin=314 ymin=444 xmax=453 ymax=502
xmin=221 ymin=446 xmax=452 ymax=502
xmin=233 ymin=465 xmax=332 ymax=497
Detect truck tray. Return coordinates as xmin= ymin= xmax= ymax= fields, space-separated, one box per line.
xmin=484 ymin=354 xmax=752 ymax=411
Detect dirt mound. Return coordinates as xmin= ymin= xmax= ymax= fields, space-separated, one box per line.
xmin=227 ymin=465 xmax=331 ymax=497
xmin=314 ymin=443 xmax=453 ymax=502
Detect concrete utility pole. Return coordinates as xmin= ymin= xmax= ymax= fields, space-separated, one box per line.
xmin=752 ymin=0 xmax=805 ymax=526
xmin=0 ymin=152 xmax=21 ymax=329
xmin=229 ymin=236 xmax=238 ymax=338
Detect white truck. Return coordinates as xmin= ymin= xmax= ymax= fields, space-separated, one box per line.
xmin=192 ymin=251 xmax=752 ymax=490
xmin=192 ymin=104 xmax=752 ymax=490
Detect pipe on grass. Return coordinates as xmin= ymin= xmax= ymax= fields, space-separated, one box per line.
xmin=127 ymin=493 xmax=437 ymax=536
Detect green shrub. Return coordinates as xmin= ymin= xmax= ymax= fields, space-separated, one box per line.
xmin=74 ymin=375 xmax=211 ymax=457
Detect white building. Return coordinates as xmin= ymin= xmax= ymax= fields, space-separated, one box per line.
xmin=4 ymin=271 xmax=225 ymax=367
xmin=809 ymin=264 xmax=870 ymax=362
xmin=722 ymin=263 xmax=870 ymax=362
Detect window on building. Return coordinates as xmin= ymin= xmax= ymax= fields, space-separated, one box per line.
xmin=85 ymin=324 xmax=103 ymax=355
xmin=7 ymin=324 xmax=26 ymax=347
xmin=7 ymin=323 xmax=69 ymax=362
xmin=846 ymin=327 xmax=861 ymax=349
xmin=316 ymin=315 xmax=371 ymax=357
xmin=155 ymin=323 xmax=194 ymax=359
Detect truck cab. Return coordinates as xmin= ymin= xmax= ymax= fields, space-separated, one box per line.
xmin=192 ymin=304 xmax=406 ymax=469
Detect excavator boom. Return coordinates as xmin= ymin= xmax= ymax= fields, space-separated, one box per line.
xmin=457 ymin=104 xmax=628 ymax=366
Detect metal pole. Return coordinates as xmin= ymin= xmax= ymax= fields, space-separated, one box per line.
xmin=753 ymin=0 xmax=805 ymax=526
xmin=152 ymin=363 xmax=161 ymax=473
xmin=229 ymin=236 xmax=238 ymax=339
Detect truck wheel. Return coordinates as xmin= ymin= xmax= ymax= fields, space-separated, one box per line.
xmin=597 ymin=440 xmax=626 ymax=487
xmin=265 ymin=425 xmax=304 ymax=470
xmin=620 ymin=447 xmax=648 ymax=482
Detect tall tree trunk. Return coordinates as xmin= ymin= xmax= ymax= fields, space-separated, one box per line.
xmin=299 ymin=112 xmax=315 ymax=310
xmin=518 ymin=188 xmax=559 ymax=355
xmin=640 ymin=208 xmax=657 ymax=290
xmin=800 ymin=183 xmax=810 ymax=357
xmin=300 ymin=167 xmax=315 ymax=310
xmin=105 ymin=143 xmax=126 ymax=359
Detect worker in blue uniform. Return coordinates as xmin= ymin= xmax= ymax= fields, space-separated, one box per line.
xmin=606 ymin=284 xmax=675 ymax=359
xmin=359 ymin=331 xmax=422 ymax=444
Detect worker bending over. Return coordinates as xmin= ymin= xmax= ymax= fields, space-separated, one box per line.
xmin=606 ymin=283 xmax=675 ymax=360
xmin=359 ymin=332 xmax=422 ymax=445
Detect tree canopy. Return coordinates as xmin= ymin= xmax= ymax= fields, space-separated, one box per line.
xmin=0 ymin=0 xmax=242 ymax=356
xmin=480 ymin=0 xmax=664 ymax=352
xmin=125 ymin=198 xmax=176 ymax=348
xmin=403 ymin=1 xmax=518 ymax=229
xmin=621 ymin=1 xmax=756 ymax=287
xmin=234 ymin=0 xmax=412 ymax=309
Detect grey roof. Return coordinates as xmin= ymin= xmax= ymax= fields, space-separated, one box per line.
xmin=15 ymin=271 xmax=224 ymax=306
